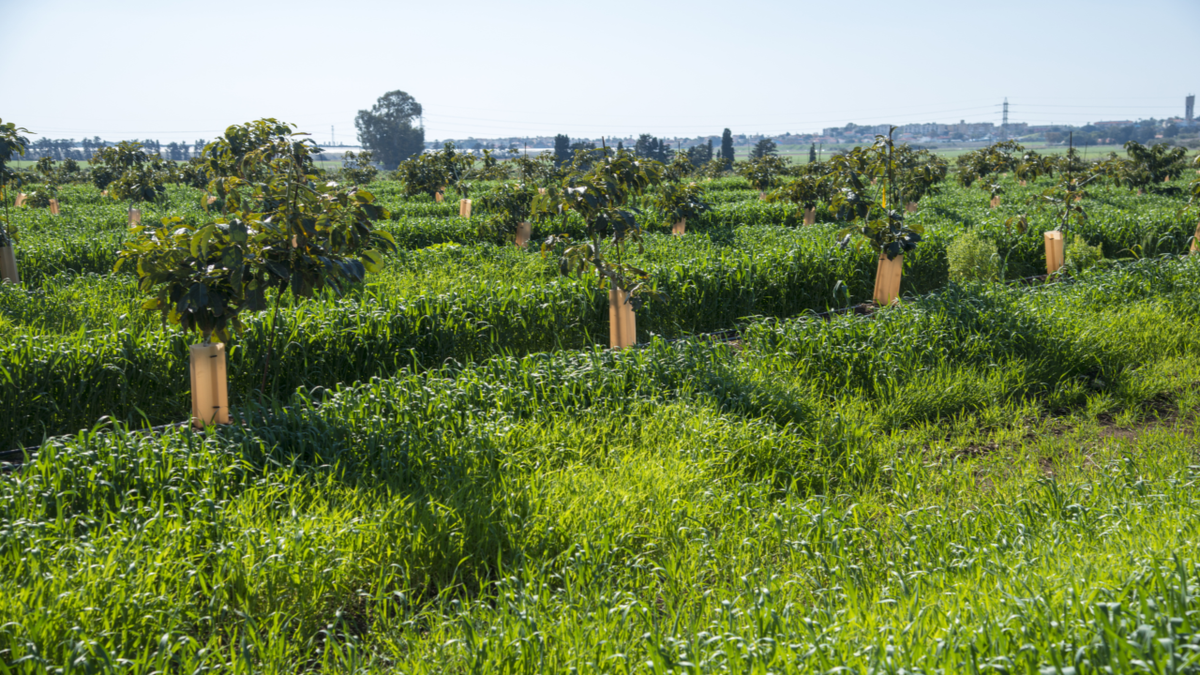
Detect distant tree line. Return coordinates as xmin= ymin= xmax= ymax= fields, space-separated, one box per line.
xmin=20 ymin=137 xmax=210 ymax=161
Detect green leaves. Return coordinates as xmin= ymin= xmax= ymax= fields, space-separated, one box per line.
xmin=653 ymin=181 xmax=711 ymax=225
xmin=92 ymin=141 xmax=170 ymax=205
xmin=476 ymin=182 xmax=538 ymax=242
xmin=1115 ymin=141 xmax=1191 ymax=192
xmin=955 ymin=140 xmax=1025 ymax=188
xmin=737 ymin=155 xmax=789 ymax=192
xmin=116 ymin=120 xmax=396 ymax=343
xmin=532 ymin=148 xmax=665 ymax=294
xmin=767 ymin=174 xmax=825 ymax=210
xmin=827 ymin=129 xmax=924 ymax=258
xmin=395 ymin=142 xmax=475 ymax=200
xmin=0 ymin=117 xmax=31 ymax=246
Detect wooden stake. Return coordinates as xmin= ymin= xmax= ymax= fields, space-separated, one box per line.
xmin=1044 ymin=231 xmax=1064 ymax=274
xmin=873 ymin=254 xmax=903 ymax=306
xmin=459 ymin=199 xmax=472 ymax=218
xmin=803 ymin=207 xmax=816 ymax=225
xmin=189 ymin=342 xmax=230 ymax=429
xmin=608 ymin=288 xmax=637 ymax=349
xmin=515 ymin=221 xmax=531 ymax=248
xmin=0 ymin=245 xmax=18 ymax=284
xmin=672 ymin=218 xmax=686 ymax=236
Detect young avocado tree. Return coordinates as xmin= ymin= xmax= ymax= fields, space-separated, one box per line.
xmin=829 ymin=129 xmax=924 ymax=305
xmin=1032 ymin=135 xmax=1100 ymax=233
xmin=1119 ymin=141 xmax=1189 ymax=193
xmin=1189 ymin=154 xmax=1200 ymax=252
xmin=653 ymin=181 xmax=710 ymax=234
xmin=395 ymin=150 xmax=448 ymax=200
xmin=436 ymin=142 xmax=475 ymax=203
xmin=955 ymin=140 xmax=1024 ymax=188
xmin=1014 ymin=150 xmax=1052 ymax=185
xmin=341 ymin=150 xmax=379 ymax=185
xmin=699 ymin=157 xmax=727 ymax=180
xmin=473 ymin=149 xmax=511 ymax=181
xmin=22 ymin=157 xmax=61 ymax=212
xmin=766 ymin=173 xmax=824 ymax=224
xmin=115 ymin=119 xmax=396 ymax=417
xmin=532 ymin=147 xmax=664 ymax=345
xmin=1006 ymin=136 xmax=1102 ymax=273
xmin=475 ymin=181 xmax=539 ymax=245
xmin=664 ymin=153 xmax=698 ymax=183
xmin=93 ymin=141 xmax=169 ymax=220
xmin=1 ymin=119 xmax=30 ymax=283
xmin=738 ymin=154 xmax=789 ymax=197
xmin=395 ymin=142 xmax=475 ymax=205
xmin=893 ymin=146 xmax=948 ymax=209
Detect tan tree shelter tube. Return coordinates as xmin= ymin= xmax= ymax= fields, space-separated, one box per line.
xmin=905 ymin=202 xmax=918 ymax=214
xmin=609 ymin=288 xmax=637 ymax=349
xmin=49 ymin=199 xmax=59 ymax=215
xmin=873 ymin=254 xmax=903 ymax=306
xmin=434 ymin=190 xmax=443 ymax=203
xmin=15 ymin=193 xmax=26 ymax=207
xmin=459 ymin=199 xmax=472 ymax=217
xmin=0 ymin=245 xmax=19 ymax=284
xmin=989 ymin=195 xmax=1000 ymax=208
xmin=672 ymin=218 xmax=686 ymax=235
xmin=129 ymin=208 xmax=141 ymax=225
xmin=190 ymin=343 xmax=231 ymax=429
xmin=1044 ymin=231 xmax=1065 ymax=274
xmin=1191 ymin=221 xmax=1200 ymax=254
xmin=515 ymin=222 xmax=531 ymax=248
xmin=804 ymin=208 xmax=816 ymax=225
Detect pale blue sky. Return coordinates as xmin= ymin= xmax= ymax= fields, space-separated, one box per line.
xmin=2 ymin=0 xmax=1197 ymax=144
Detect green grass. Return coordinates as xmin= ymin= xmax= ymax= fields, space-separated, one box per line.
xmin=3 ymin=259 xmax=1200 ymax=671
xmin=3 ymin=164 xmax=1200 ymax=672
xmin=3 ymin=176 xmax=1198 ymax=450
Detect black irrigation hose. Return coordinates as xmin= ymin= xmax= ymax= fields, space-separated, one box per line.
xmin=0 ymin=263 xmax=1128 ymax=472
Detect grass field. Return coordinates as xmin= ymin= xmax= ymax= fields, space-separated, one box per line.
xmin=2 ymin=162 xmax=1200 ymax=672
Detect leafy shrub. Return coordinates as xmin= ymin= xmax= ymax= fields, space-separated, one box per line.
xmin=947 ymin=229 xmax=1001 ymax=282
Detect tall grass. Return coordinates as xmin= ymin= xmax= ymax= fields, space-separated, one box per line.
xmin=2 ymin=257 xmax=1199 ymax=671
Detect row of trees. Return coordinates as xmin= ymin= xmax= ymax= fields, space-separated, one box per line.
xmin=16 ymin=137 xmax=211 ymax=162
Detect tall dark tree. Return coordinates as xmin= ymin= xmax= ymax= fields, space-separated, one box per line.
xmin=749 ymin=138 xmax=777 ymax=160
xmin=720 ymin=129 xmax=734 ymax=169
xmin=553 ymin=134 xmax=571 ymax=167
xmin=355 ymin=90 xmax=425 ymax=169
xmin=634 ymin=134 xmax=672 ymax=163
xmin=809 ymin=143 xmax=817 ymax=163
xmin=685 ymin=141 xmax=713 ymax=167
